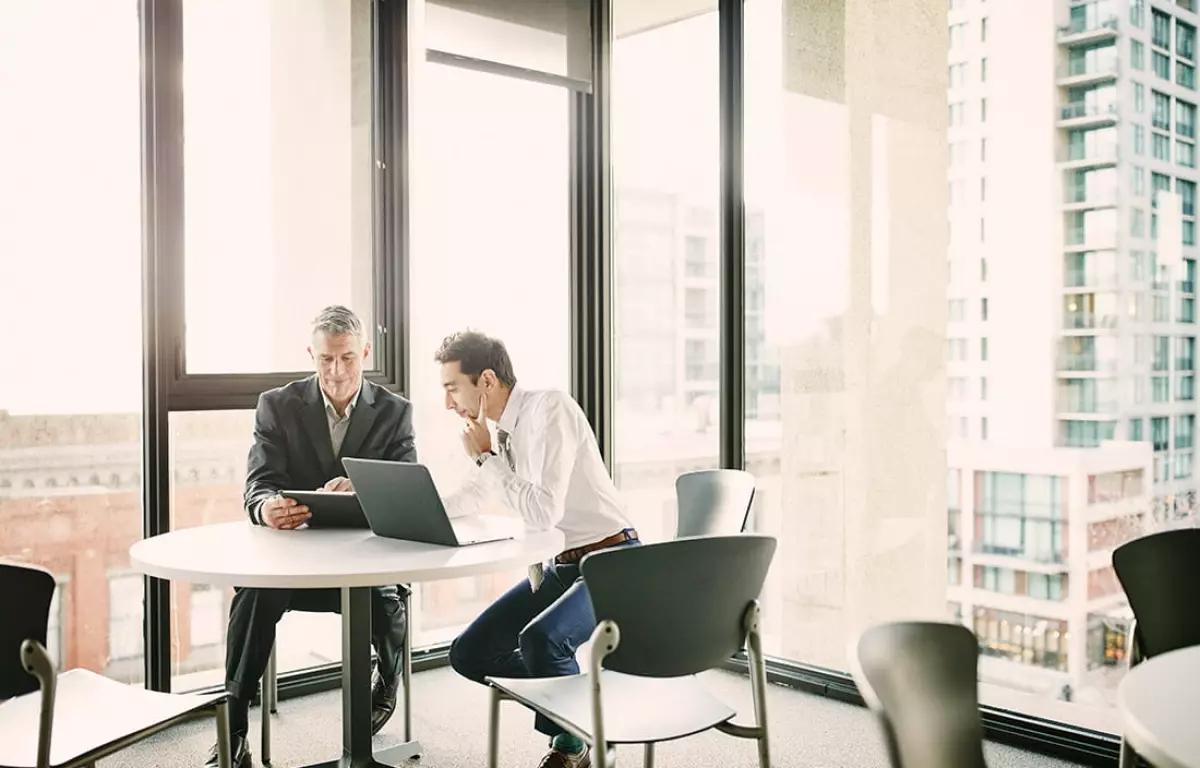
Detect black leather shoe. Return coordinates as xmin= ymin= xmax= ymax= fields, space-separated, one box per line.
xmin=371 ymin=666 xmax=400 ymax=735
xmin=203 ymin=734 xmax=251 ymax=768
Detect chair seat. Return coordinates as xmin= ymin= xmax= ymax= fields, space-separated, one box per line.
xmin=0 ymin=669 xmax=224 ymax=768
xmin=487 ymin=671 xmax=736 ymax=745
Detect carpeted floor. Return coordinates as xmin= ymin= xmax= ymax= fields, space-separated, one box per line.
xmin=99 ymin=666 xmax=1090 ymax=767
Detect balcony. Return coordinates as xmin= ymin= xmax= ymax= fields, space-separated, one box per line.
xmin=1063 ymin=313 xmax=1119 ymax=330
xmin=1059 ymin=101 xmax=1119 ymax=128
xmin=1063 ymin=188 xmax=1118 ymax=211
xmin=973 ymin=542 xmax=1068 ymax=568
xmin=1064 ymin=228 xmax=1118 ymax=251
xmin=1057 ymin=16 xmax=1119 ymax=45
xmin=1058 ymin=355 xmax=1114 ymax=373
xmin=1060 ymin=142 xmax=1119 ymax=170
xmin=1064 ymin=270 xmax=1119 ymax=289
xmin=1057 ymin=59 xmax=1120 ymax=87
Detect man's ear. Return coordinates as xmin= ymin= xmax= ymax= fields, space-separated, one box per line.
xmin=481 ymin=369 xmax=497 ymax=389
xmin=362 ymin=341 xmax=372 ymax=361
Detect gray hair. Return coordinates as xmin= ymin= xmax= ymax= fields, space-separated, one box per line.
xmin=311 ymin=305 xmax=364 ymax=339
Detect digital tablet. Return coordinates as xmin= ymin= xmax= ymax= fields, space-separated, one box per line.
xmin=280 ymin=490 xmax=369 ymax=529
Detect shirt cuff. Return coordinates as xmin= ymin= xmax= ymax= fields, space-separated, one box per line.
xmin=252 ymin=499 xmax=267 ymax=526
xmin=478 ymin=452 xmax=509 ymax=486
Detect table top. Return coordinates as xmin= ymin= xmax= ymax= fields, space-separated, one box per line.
xmin=1118 ymin=645 xmax=1200 ymax=768
xmin=130 ymin=520 xmax=564 ymax=589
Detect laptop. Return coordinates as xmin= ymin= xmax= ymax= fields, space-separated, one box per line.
xmin=342 ymin=457 xmax=518 ymax=546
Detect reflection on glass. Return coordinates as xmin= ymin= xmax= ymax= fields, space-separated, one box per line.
xmin=425 ymin=0 xmax=590 ymax=81
xmin=409 ymin=63 xmax=569 ymax=646
xmin=0 ymin=0 xmax=143 ymax=684
xmin=182 ymin=0 xmax=375 ymax=374
xmin=612 ymin=3 xmax=723 ymax=548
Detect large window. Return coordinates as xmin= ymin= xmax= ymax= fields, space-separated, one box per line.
xmin=612 ymin=3 xmax=723 ymax=547
xmin=181 ymin=0 xmax=375 ymax=375
xmin=408 ymin=59 xmax=570 ymax=645
xmin=0 ymin=0 xmax=143 ymax=683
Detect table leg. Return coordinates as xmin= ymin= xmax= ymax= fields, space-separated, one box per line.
xmin=301 ymin=586 xmax=422 ymax=768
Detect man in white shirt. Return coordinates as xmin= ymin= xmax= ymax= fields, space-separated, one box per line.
xmin=436 ymin=330 xmax=638 ymax=768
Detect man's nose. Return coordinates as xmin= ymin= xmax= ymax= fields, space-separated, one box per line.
xmin=445 ymin=393 xmax=455 ymax=410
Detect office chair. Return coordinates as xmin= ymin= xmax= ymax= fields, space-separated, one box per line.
xmin=851 ymin=621 xmax=989 ymax=768
xmin=674 ymin=469 xmax=756 ymax=538
xmin=485 ymin=535 xmax=777 ymax=768
xmin=0 ymin=561 xmax=233 ymax=768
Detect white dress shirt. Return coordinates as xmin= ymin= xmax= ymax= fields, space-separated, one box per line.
xmin=445 ymin=386 xmax=633 ymax=550
xmin=321 ymin=379 xmax=363 ymax=456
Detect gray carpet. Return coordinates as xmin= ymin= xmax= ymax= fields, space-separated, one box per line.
xmin=100 ymin=667 xmax=1088 ymax=767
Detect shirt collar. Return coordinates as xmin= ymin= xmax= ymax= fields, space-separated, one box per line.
xmin=321 ymin=378 xmax=363 ymax=420
xmin=496 ymin=385 xmax=524 ymax=434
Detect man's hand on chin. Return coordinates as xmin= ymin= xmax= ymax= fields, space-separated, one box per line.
xmin=460 ymin=393 xmax=492 ymax=461
xmin=321 ymin=476 xmax=353 ymax=493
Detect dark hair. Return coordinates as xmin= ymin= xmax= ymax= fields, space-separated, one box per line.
xmin=434 ymin=330 xmax=518 ymax=388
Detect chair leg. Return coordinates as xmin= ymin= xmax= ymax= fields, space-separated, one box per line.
xmin=1119 ymin=738 xmax=1137 ymax=768
xmin=746 ymin=606 xmax=771 ymax=768
xmin=262 ymin=642 xmax=277 ymax=764
xmin=643 ymin=742 xmax=654 ymax=768
xmin=215 ymin=699 xmax=233 ymax=768
xmin=267 ymin=643 xmax=278 ymax=714
xmin=488 ymin=686 xmax=503 ymax=768
xmin=402 ymin=584 xmax=413 ymax=742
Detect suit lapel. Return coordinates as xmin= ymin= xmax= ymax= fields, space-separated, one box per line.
xmin=338 ymin=382 xmax=377 ymax=462
xmin=301 ymin=378 xmax=338 ymax=478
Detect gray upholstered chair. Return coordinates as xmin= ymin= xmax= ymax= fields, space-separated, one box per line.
xmin=0 ymin=561 xmax=232 ymax=768
xmin=674 ymin=469 xmax=756 ymax=538
xmin=1112 ymin=528 xmax=1200 ymax=768
xmin=850 ymin=621 xmax=988 ymax=768
xmin=485 ymin=534 xmax=777 ymax=768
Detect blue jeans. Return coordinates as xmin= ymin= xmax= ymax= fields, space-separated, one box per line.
xmin=449 ymin=540 xmax=639 ymax=737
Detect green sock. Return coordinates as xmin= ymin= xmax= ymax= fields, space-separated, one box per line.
xmin=552 ymin=733 xmax=586 ymax=755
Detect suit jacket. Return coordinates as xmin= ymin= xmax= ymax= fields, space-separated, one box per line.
xmin=243 ymin=376 xmax=417 ymax=524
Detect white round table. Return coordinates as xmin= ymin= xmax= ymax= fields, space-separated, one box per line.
xmin=131 ymin=521 xmax=563 ymax=768
xmin=1118 ymin=645 xmax=1200 ymax=768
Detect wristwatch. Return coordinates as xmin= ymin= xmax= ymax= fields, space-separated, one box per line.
xmin=476 ymin=450 xmax=496 ymax=467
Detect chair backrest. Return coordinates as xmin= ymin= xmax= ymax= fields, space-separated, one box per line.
xmin=852 ymin=621 xmax=988 ymax=768
xmin=1113 ymin=528 xmax=1200 ymax=659
xmin=0 ymin=561 xmax=56 ymax=699
xmin=580 ymin=534 xmax=776 ymax=678
xmin=674 ymin=469 xmax=756 ymax=538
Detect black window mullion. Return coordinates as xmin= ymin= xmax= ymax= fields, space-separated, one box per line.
xmin=140 ymin=0 xmax=184 ymax=693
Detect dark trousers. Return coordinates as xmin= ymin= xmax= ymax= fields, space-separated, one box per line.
xmin=448 ymin=541 xmax=639 ymax=738
xmin=224 ymin=584 xmax=408 ymax=714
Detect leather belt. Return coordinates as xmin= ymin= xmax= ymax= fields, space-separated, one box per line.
xmin=555 ymin=528 xmax=639 ymax=565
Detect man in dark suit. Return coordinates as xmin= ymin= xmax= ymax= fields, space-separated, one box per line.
xmin=204 ymin=305 xmax=416 ymax=768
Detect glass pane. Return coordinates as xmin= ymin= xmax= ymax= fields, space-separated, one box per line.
xmin=743 ymin=0 xmax=1177 ymax=738
xmin=182 ymin=0 xmax=375 ymax=374
xmin=612 ymin=2 xmax=721 ymax=546
xmin=425 ymin=0 xmax=591 ymax=81
xmin=0 ymin=0 xmax=143 ymax=682
xmin=408 ymin=64 xmax=570 ymax=646
xmin=168 ymin=411 xmax=342 ymax=691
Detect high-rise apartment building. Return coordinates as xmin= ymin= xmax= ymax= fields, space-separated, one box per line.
xmin=945 ymin=0 xmax=1199 ymax=709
